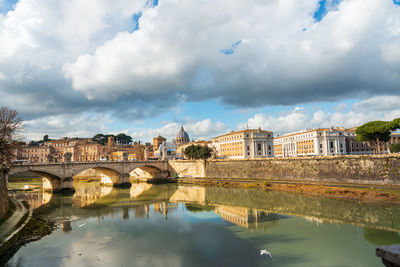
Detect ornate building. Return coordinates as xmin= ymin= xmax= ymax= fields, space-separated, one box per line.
xmin=174 ymin=126 xmax=190 ymax=147
xmin=274 ymin=127 xmax=347 ymax=157
xmin=211 ymin=128 xmax=274 ymax=159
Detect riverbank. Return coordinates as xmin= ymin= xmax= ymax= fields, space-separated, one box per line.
xmin=0 ymin=215 xmax=55 ymax=265
xmin=178 ymin=178 xmax=400 ymax=204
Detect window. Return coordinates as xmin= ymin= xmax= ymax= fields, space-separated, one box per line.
xmin=257 ymin=143 xmax=261 ymax=151
xmin=330 ymin=141 xmax=333 ymax=148
xmin=247 ymin=146 xmax=250 ymax=151
xmin=268 ymin=145 xmax=271 ymax=150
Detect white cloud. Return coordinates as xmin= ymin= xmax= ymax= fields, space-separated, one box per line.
xmin=240 ymin=96 xmax=400 ymax=135
xmin=62 ymin=0 xmax=400 ymax=107
xmin=129 ymin=119 xmax=228 ymax=142
xmin=22 ymin=113 xmax=113 ymax=141
xmin=353 ymin=96 xmax=400 ymax=112
xmin=0 ymin=0 xmax=400 ymax=127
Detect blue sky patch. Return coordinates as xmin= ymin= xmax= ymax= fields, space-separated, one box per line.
xmin=313 ymin=0 xmax=342 ymax=22
xmin=130 ymin=12 xmax=142 ymax=33
xmin=146 ymin=0 xmax=159 ymax=8
xmin=220 ymin=40 xmax=242 ymax=55
xmin=394 ymin=0 xmax=400 ymax=6
xmin=0 ymin=0 xmax=18 ymax=14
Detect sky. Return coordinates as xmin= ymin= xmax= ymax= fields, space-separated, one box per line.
xmin=1 ymin=0 xmax=400 ymax=142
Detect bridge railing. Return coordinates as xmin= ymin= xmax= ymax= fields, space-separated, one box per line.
xmin=10 ymin=158 xmax=166 ymax=167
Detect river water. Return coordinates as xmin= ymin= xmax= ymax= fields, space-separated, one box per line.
xmin=6 ymin=181 xmax=400 ymax=267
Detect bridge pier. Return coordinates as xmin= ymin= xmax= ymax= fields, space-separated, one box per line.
xmin=50 ymin=177 xmax=75 ymax=194
xmin=113 ymin=174 xmax=131 ymax=188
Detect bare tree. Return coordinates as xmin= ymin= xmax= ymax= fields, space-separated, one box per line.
xmin=0 ymin=107 xmax=22 ymax=167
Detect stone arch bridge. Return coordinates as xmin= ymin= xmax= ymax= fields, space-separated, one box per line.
xmin=9 ymin=161 xmax=170 ymax=193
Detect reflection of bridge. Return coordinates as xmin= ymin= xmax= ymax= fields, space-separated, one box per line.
xmin=25 ymin=182 xmax=400 ymax=232
xmin=8 ymin=161 xmax=169 ymax=192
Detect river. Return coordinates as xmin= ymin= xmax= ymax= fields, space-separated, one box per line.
xmin=5 ymin=181 xmax=400 ymax=267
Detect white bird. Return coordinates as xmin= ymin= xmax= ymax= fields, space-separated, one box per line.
xmin=77 ymin=223 xmax=86 ymax=227
xmin=260 ymin=249 xmax=273 ymax=259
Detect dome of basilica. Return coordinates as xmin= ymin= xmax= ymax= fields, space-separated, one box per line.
xmin=175 ymin=126 xmax=190 ymax=146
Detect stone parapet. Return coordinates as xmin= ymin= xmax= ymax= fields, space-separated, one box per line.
xmin=203 ymin=155 xmax=400 ymax=185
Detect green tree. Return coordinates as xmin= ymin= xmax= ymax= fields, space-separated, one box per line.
xmin=43 ymin=135 xmax=49 ymax=141
xmin=184 ymin=145 xmax=212 ymax=160
xmin=0 ymin=107 xmax=22 ymax=167
xmin=390 ymin=143 xmax=400 ymax=153
xmin=356 ymin=119 xmax=400 ymax=154
xmin=116 ymin=133 xmax=132 ymax=144
xmin=92 ymin=133 xmax=106 ymax=145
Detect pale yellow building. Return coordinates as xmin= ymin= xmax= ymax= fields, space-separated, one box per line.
xmin=211 ymin=128 xmax=274 ymax=159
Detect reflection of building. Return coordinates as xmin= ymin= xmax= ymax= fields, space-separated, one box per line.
xmin=212 ymin=128 xmax=274 ymax=159
xmin=153 ymin=202 xmax=178 ymax=220
xmin=274 ymin=127 xmax=347 ymax=157
xmin=174 ymin=126 xmax=190 ymax=147
xmin=214 ymin=205 xmax=278 ymax=230
xmin=72 ymin=181 xmax=113 ymax=208
xmin=17 ymin=191 xmax=52 ymax=209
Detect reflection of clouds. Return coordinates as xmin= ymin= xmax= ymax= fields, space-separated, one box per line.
xmin=54 ymin=207 xmax=260 ymax=267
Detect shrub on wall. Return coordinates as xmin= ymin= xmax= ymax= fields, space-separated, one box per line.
xmin=184 ymin=145 xmax=212 ymax=160
xmin=390 ymin=143 xmax=400 ymax=153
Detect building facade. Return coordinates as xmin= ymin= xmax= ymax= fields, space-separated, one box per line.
xmin=344 ymin=127 xmax=374 ymax=155
xmin=212 ymin=128 xmax=274 ymax=159
xmin=153 ymin=135 xmax=166 ymax=150
xmin=274 ymin=127 xmax=347 ymax=157
xmin=18 ymin=144 xmax=55 ymax=163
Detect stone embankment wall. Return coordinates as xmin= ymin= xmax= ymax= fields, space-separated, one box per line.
xmin=169 ymin=160 xmax=206 ymax=178
xmin=173 ymin=155 xmax=400 ymax=185
xmin=0 ymin=169 xmax=9 ymax=220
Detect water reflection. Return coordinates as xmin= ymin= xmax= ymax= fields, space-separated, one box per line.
xmin=214 ymin=205 xmax=280 ymax=231
xmin=17 ymin=191 xmax=52 ymax=209
xmin=7 ymin=181 xmax=400 ymax=267
xmin=12 ymin=181 xmax=400 ymax=233
xmin=72 ymin=181 xmax=113 ymax=208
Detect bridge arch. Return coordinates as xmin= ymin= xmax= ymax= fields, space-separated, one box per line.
xmin=8 ymin=169 xmax=64 ymax=192
xmin=129 ymin=165 xmax=168 ymax=180
xmin=72 ymin=167 xmax=122 ymax=186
